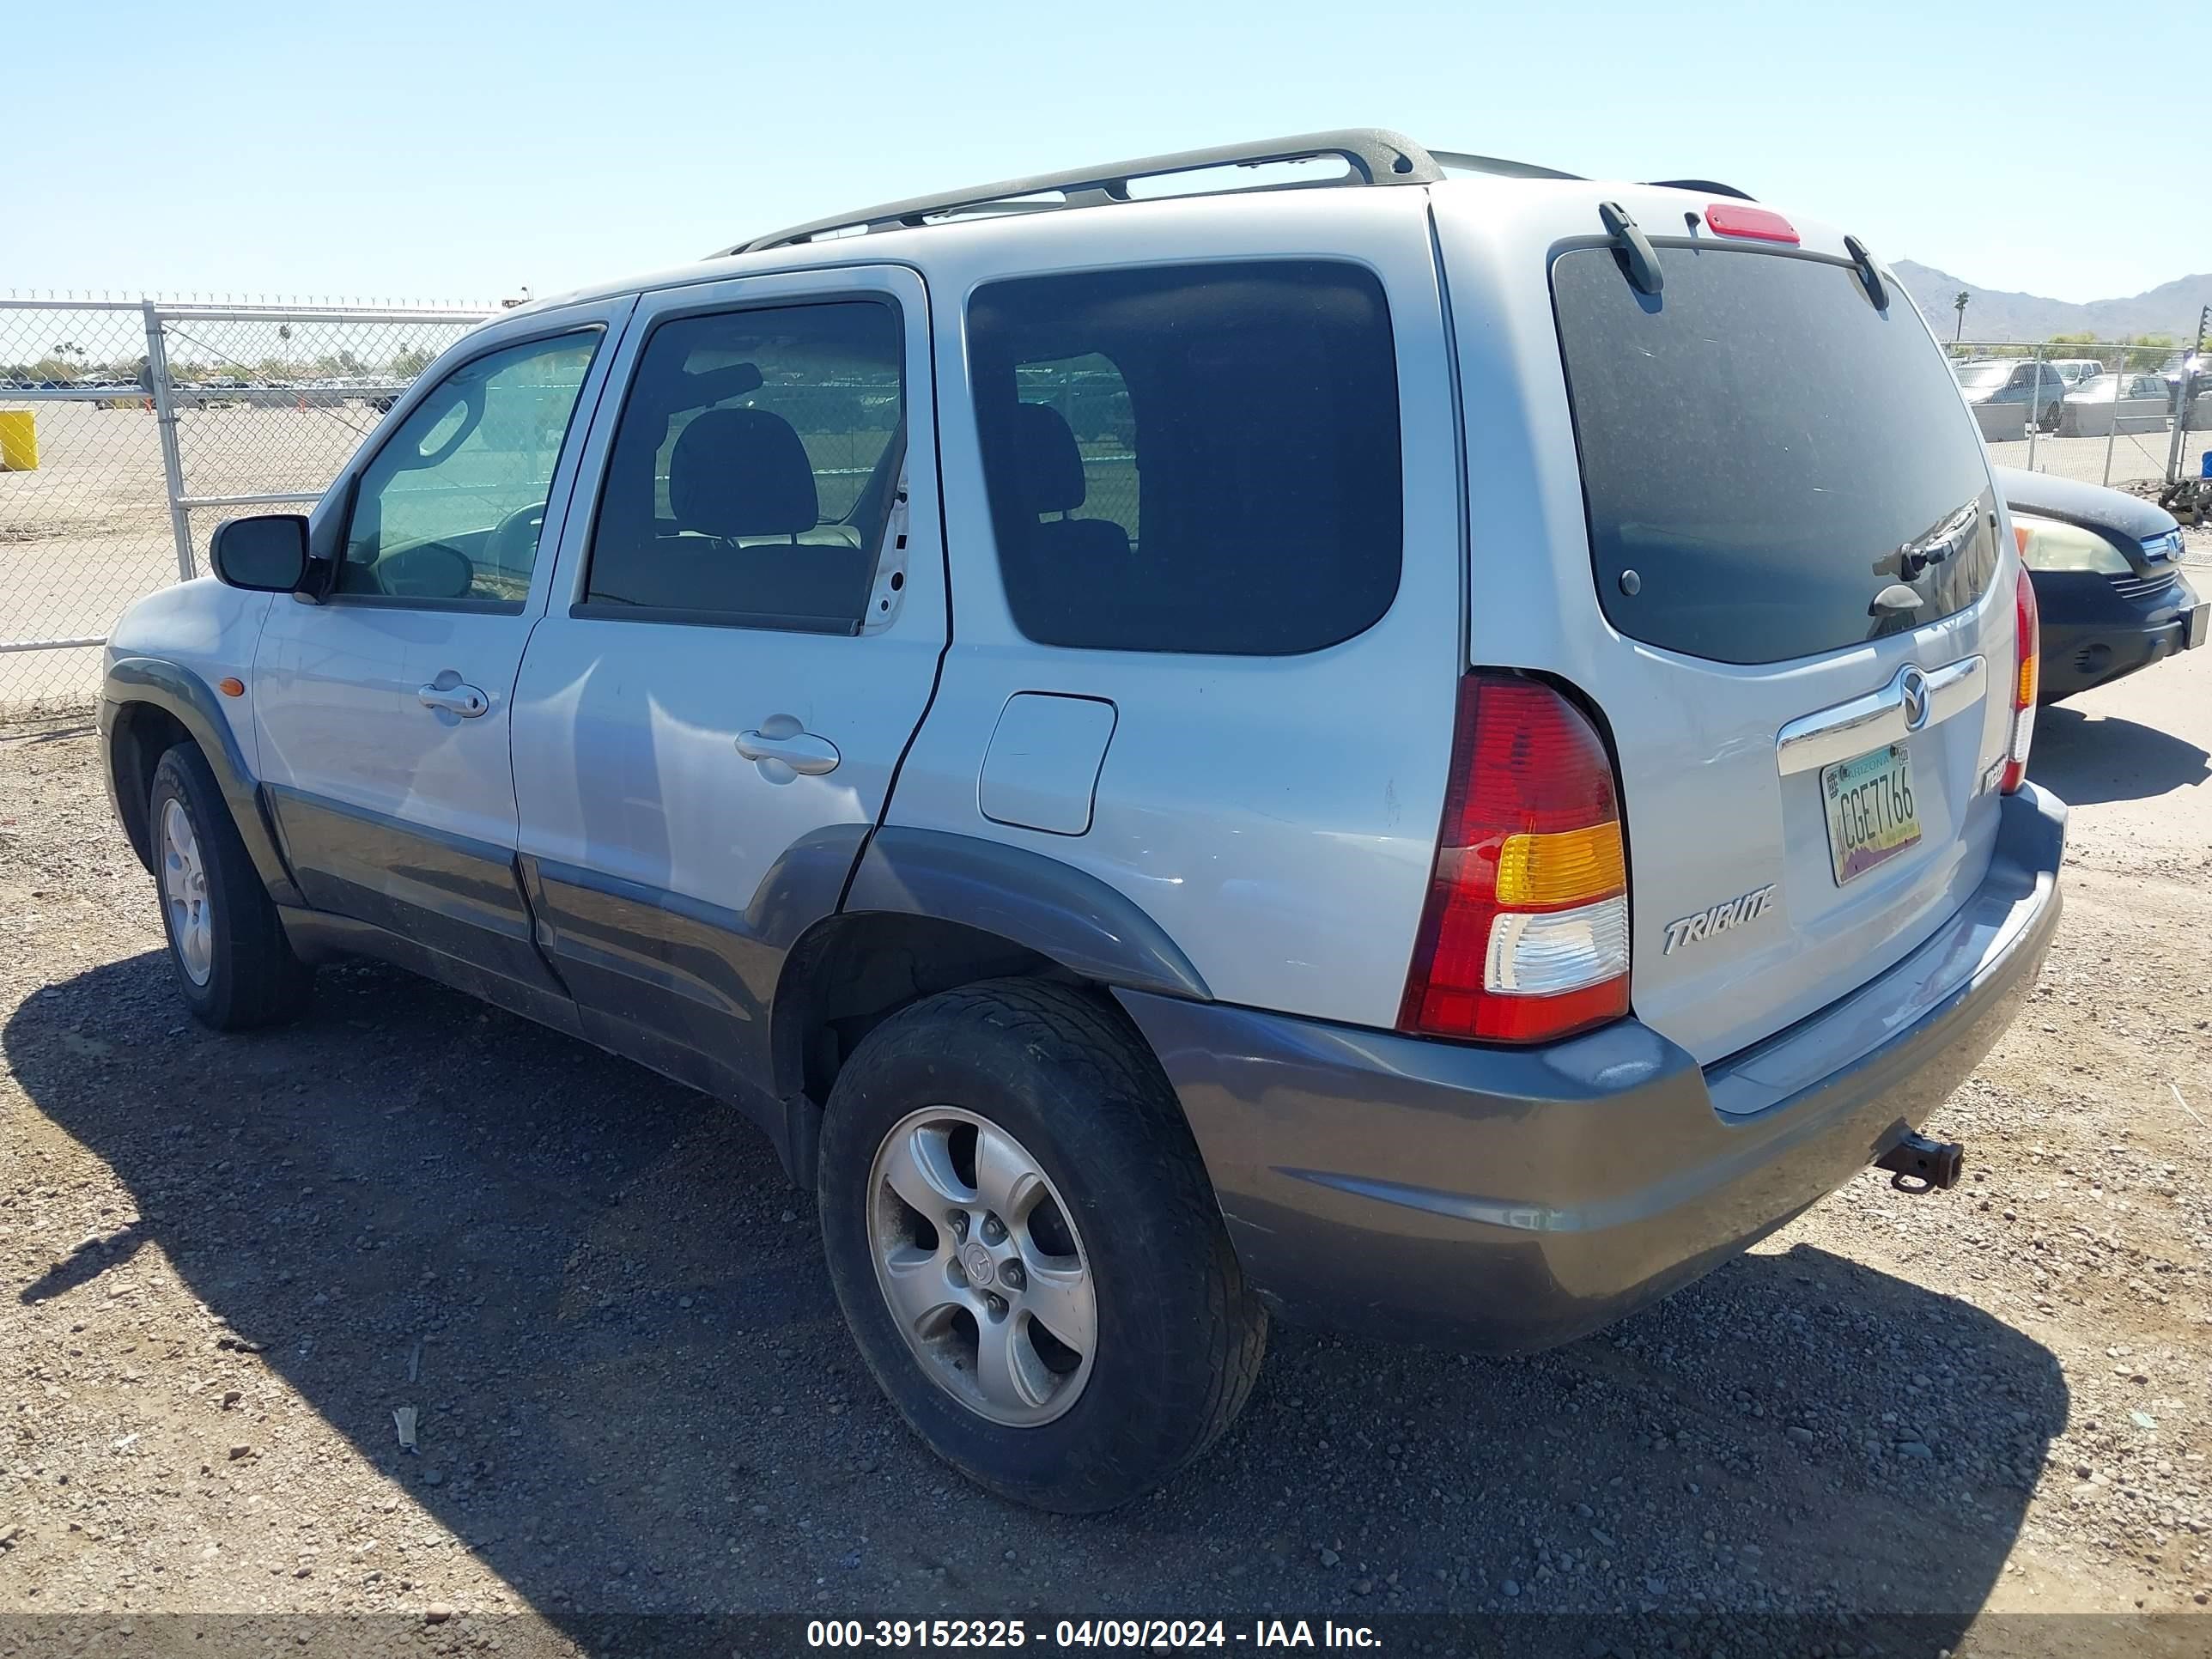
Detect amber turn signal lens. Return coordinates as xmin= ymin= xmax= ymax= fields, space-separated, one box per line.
xmin=217 ymin=678 xmax=245 ymax=697
xmin=1493 ymin=822 xmax=1626 ymax=908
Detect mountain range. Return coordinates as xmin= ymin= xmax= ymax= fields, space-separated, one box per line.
xmin=1892 ymin=260 xmax=2211 ymax=345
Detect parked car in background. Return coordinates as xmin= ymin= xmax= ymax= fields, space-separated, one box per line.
xmin=2057 ymin=371 xmax=2174 ymax=437
xmin=1955 ymin=358 xmax=2069 ymax=439
xmin=94 ymin=130 xmax=2067 ymax=1512
xmin=1997 ymin=465 xmax=2207 ymax=701
xmin=2048 ymin=357 xmax=2104 ymax=389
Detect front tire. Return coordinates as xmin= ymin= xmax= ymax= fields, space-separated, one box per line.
xmin=817 ymin=979 xmax=1266 ymax=1512
xmin=149 ymin=744 xmax=312 ymax=1030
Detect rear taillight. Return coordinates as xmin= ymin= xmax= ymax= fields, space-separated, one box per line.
xmin=1398 ymin=674 xmax=1631 ymax=1044
xmin=2002 ymin=565 xmax=2039 ymax=794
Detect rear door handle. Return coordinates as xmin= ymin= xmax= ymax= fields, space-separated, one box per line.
xmin=736 ymin=720 xmax=841 ymax=776
xmin=418 ymin=678 xmax=489 ymax=718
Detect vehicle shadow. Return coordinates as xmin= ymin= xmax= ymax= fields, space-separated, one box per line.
xmin=2031 ymin=702 xmax=2209 ymax=805
xmin=6 ymin=951 xmax=2066 ymax=1648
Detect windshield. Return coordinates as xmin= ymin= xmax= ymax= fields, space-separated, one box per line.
xmin=2076 ymin=374 xmax=2118 ymax=398
xmin=1552 ymin=245 xmax=1999 ymax=665
xmin=1954 ymin=362 xmax=2012 ymax=390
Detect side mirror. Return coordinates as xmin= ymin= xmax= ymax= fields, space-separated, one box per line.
xmin=210 ymin=514 xmax=310 ymax=592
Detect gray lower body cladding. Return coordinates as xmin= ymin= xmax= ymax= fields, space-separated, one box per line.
xmin=1117 ymin=782 xmax=2066 ymax=1354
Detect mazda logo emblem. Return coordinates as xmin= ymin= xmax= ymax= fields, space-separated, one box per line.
xmin=1899 ymin=665 xmax=1929 ymax=732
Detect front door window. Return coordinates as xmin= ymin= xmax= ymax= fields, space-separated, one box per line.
xmin=339 ymin=331 xmax=600 ymax=605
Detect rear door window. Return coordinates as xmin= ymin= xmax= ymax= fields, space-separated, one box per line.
xmin=582 ymin=300 xmax=903 ymax=632
xmin=968 ymin=261 xmax=1401 ymax=655
xmin=1553 ymin=246 xmax=1997 ymax=665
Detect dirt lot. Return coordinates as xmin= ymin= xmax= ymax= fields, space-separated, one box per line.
xmin=2 ymin=577 xmax=2211 ymax=1656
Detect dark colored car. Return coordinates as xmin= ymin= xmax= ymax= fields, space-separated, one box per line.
xmin=1996 ymin=466 xmax=2209 ymax=702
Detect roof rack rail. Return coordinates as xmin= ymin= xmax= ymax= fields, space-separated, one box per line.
xmin=1644 ymin=178 xmax=1757 ymax=201
xmin=718 ymin=129 xmax=1574 ymax=257
xmin=1430 ymin=150 xmax=1584 ymax=182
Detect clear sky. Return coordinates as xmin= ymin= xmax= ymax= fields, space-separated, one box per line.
xmin=5 ymin=0 xmax=2203 ymax=307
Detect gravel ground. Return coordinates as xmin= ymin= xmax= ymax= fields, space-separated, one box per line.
xmin=3 ymin=575 xmax=2211 ymax=1656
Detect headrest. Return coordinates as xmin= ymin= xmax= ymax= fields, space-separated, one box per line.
xmin=1011 ymin=402 xmax=1086 ymax=515
xmin=668 ymin=407 xmax=818 ymax=538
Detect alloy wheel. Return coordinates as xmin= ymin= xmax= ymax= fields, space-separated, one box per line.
xmin=865 ymin=1106 xmax=1097 ymax=1426
xmin=159 ymin=797 xmax=215 ymax=987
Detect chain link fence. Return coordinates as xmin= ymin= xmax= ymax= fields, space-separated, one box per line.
xmin=1943 ymin=337 xmax=2212 ymax=495
xmin=1 ymin=296 xmax=493 ymax=718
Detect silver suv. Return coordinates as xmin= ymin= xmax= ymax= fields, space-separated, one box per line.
xmin=98 ymin=131 xmax=2065 ymax=1513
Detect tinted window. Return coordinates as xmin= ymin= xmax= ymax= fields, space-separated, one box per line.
xmin=585 ymin=301 xmax=903 ymax=631
xmin=340 ymin=331 xmax=599 ymax=604
xmin=1553 ymin=246 xmax=1997 ymax=665
xmin=969 ymin=262 xmax=1401 ymax=655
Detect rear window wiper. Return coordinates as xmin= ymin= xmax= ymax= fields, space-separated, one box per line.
xmin=1844 ymin=235 xmax=1887 ymax=309
xmin=1597 ymin=202 xmax=1663 ymax=297
xmin=1887 ymin=498 xmax=1982 ymax=580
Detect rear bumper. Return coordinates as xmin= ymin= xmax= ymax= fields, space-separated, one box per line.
xmin=2037 ymin=569 xmax=2204 ymax=701
xmin=1118 ymin=782 xmax=2067 ymax=1354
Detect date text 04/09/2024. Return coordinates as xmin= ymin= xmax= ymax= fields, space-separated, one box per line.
xmin=803 ymin=1619 xmax=1381 ymax=1648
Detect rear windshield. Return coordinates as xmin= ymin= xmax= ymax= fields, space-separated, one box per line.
xmin=1553 ymin=245 xmax=1998 ymax=665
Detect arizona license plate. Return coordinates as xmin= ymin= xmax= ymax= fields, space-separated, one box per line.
xmin=1822 ymin=743 xmax=1921 ymax=886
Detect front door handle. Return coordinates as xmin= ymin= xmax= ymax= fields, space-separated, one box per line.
xmin=736 ymin=717 xmax=841 ymax=776
xmin=418 ymin=677 xmax=489 ymax=718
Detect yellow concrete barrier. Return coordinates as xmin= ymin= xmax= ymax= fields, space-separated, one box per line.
xmin=0 ymin=410 xmax=36 ymax=471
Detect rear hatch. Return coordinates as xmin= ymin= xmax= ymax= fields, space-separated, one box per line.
xmin=1438 ymin=188 xmax=2020 ymax=1066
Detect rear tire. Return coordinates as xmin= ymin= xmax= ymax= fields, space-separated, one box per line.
xmin=148 ymin=743 xmax=313 ymax=1030
xmin=817 ymin=978 xmax=1266 ymax=1512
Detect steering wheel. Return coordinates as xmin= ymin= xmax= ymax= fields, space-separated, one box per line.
xmin=487 ymin=501 xmax=547 ymax=575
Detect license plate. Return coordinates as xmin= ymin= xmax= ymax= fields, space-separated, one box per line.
xmin=1821 ymin=744 xmax=1922 ymax=886
xmin=2187 ymin=601 xmax=2209 ymax=653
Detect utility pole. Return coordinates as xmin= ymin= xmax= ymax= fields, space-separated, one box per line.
xmin=1953 ymin=290 xmax=1970 ymax=343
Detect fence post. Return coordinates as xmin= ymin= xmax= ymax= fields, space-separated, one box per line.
xmin=2101 ymin=346 xmax=2124 ymax=487
xmin=2024 ymin=343 xmax=2044 ymax=471
xmin=2170 ymin=329 xmax=2204 ymax=489
xmin=142 ymin=301 xmax=196 ymax=581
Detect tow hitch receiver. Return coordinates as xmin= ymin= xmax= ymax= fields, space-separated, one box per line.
xmin=1877 ymin=1132 xmax=1965 ymax=1193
